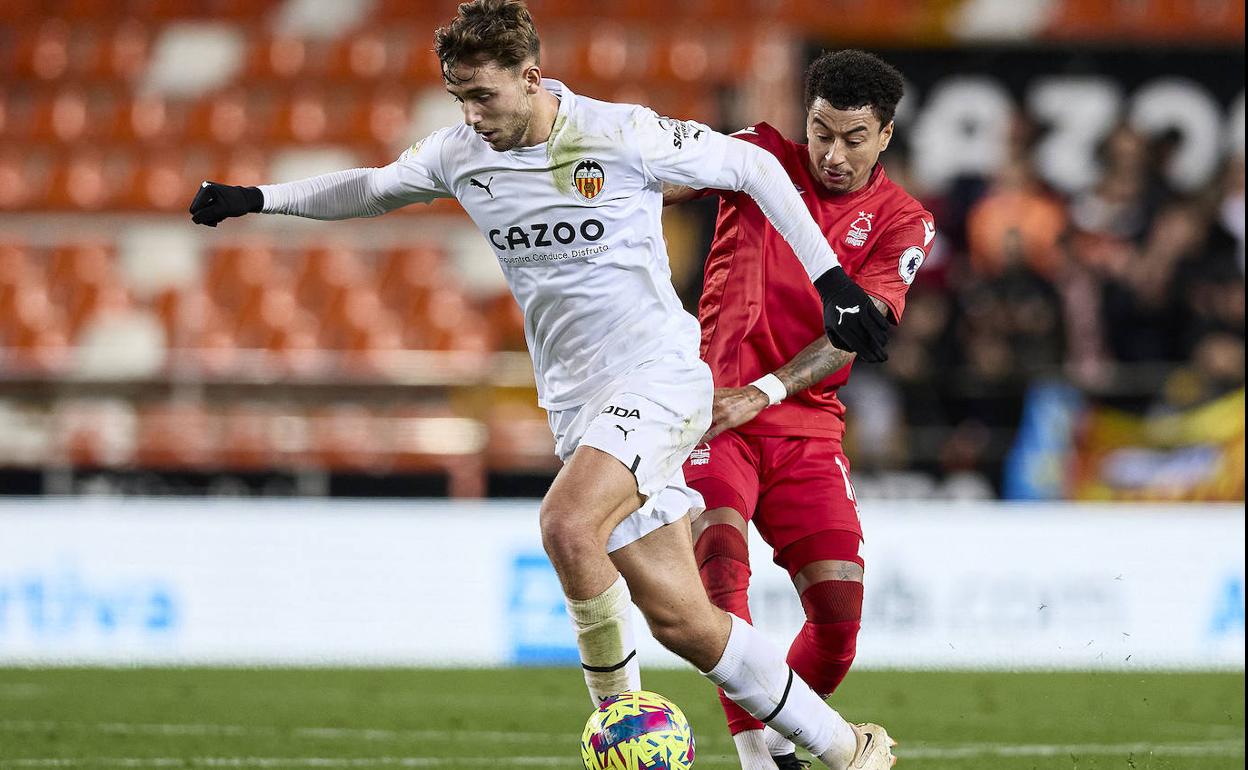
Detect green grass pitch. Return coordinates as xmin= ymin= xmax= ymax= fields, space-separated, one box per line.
xmin=0 ymin=668 xmax=1242 ymax=768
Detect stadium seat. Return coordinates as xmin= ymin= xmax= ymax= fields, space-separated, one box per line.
xmin=134 ymin=402 xmax=219 ymax=469
xmin=13 ymin=19 xmax=71 ymax=82
xmin=100 ymin=20 xmax=153 ymax=81
xmin=0 ymin=150 xmax=47 ymax=211
xmin=52 ymin=398 xmax=138 ymax=468
xmin=376 ymin=244 xmax=445 ymax=313
xmin=46 ymin=151 xmax=134 ymax=210
xmin=219 ymin=402 xmax=277 ymax=469
xmin=308 ymin=404 xmax=387 ymax=471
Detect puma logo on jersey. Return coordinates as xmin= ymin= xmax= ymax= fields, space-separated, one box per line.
xmin=836 ymin=305 xmax=860 ymax=324
xmin=469 ymin=176 xmax=495 ymax=199
xmin=615 ymin=425 xmax=634 ymax=440
xmin=602 ymin=405 xmax=641 ymax=419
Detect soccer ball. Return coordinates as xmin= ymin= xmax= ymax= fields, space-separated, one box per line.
xmin=581 ymin=690 xmax=695 ymax=770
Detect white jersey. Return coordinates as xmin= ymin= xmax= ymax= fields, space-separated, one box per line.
xmin=259 ymin=79 xmax=841 ymax=410
xmin=373 ymin=80 xmax=726 ymax=409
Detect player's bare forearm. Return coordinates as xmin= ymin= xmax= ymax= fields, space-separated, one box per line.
xmin=776 ymin=297 xmax=890 ymax=393
xmin=662 ymin=183 xmax=699 ymax=206
xmin=703 ymin=386 xmax=769 ymax=442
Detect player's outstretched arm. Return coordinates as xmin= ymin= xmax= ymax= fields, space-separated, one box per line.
xmin=188 ymin=133 xmax=453 ymax=227
xmin=701 ymin=298 xmax=887 ymax=441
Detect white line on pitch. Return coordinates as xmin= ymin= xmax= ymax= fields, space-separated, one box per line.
xmin=0 ymin=720 xmax=566 ymax=743
xmin=899 ymin=739 xmax=1245 ymax=759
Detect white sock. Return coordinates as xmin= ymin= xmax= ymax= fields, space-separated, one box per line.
xmin=765 ymin=725 xmax=797 ymax=758
xmin=733 ymin=729 xmax=779 ymax=769
xmin=704 ymin=616 xmax=856 ymax=769
xmin=564 ymin=575 xmax=641 ymax=706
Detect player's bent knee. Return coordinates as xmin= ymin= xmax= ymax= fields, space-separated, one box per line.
xmin=799 ymin=579 xmax=864 ymax=625
xmin=691 ymin=506 xmax=747 ymax=542
xmin=539 ymin=511 xmax=601 ymax=567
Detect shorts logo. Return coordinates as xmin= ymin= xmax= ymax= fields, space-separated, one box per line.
xmin=573 ymin=159 xmax=605 ymax=201
xmin=689 ymin=443 xmax=711 ymax=466
xmin=844 ymin=211 xmax=874 ymax=248
xmin=602 ymin=405 xmax=640 ymax=419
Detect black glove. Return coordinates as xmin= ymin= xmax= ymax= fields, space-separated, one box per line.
xmin=814 ymin=266 xmax=889 ymax=362
xmin=189 ymin=181 xmax=264 ymax=227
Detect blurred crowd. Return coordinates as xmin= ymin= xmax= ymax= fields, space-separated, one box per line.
xmin=827 ymin=119 xmax=1245 ymax=479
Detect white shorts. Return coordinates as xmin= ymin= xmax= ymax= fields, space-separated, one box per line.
xmin=548 ymin=354 xmax=713 ymax=553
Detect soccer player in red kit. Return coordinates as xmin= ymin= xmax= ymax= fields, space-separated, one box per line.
xmin=665 ymin=50 xmax=934 ymax=770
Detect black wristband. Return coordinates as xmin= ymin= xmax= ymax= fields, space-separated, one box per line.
xmin=242 ymin=186 xmax=264 ymax=213
xmin=812 ymin=266 xmax=848 ymax=301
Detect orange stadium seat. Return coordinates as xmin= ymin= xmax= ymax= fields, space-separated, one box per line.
xmin=295 ymin=244 xmax=365 ymax=313
xmin=219 ymin=402 xmax=278 ymax=470
xmin=109 ymin=93 xmax=187 ymax=144
xmin=323 ymin=30 xmax=409 ymax=83
xmin=0 ymin=150 xmax=49 ymax=212
xmin=184 ymin=90 xmax=265 ymax=146
xmin=206 ymin=239 xmax=278 ymax=308
xmin=243 ymin=34 xmax=312 ymax=82
xmin=12 ymin=20 xmax=71 ymax=82
xmin=134 ymin=402 xmax=220 ymax=469
xmin=356 ymin=85 xmax=414 ymax=148
xmin=377 ymin=244 xmax=445 ymax=313
xmin=208 ymin=147 xmax=271 ymax=188
xmin=128 ymin=150 xmax=213 ymax=212
xmin=4 ymin=281 xmax=72 ymax=373
xmin=101 ymin=20 xmax=153 ymax=81
xmin=47 ymin=150 xmax=138 ymax=210
xmin=0 ymin=244 xmax=34 ymax=343
xmin=308 ymin=404 xmax=388 ymax=471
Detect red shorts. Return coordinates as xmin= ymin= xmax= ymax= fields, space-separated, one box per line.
xmin=684 ymin=430 xmax=862 ymax=559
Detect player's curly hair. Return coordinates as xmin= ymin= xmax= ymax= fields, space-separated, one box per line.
xmin=435 ymin=0 xmax=541 ymax=83
xmin=804 ymin=50 xmax=905 ymax=127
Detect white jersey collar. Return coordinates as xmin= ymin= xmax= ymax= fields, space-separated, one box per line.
xmin=507 ymin=78 xmax=574 ymax=156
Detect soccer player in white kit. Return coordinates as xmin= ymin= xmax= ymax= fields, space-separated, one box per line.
xmin=188 ymin=2 xmax=895 ymax=767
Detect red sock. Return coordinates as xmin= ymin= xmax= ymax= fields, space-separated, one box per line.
xmin=694 ymin=523 xmax=764 ymax=735
xmin=787 ymin=579 xmax=862 ymax=696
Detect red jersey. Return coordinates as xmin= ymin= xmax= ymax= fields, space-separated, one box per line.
xmin=697 ymin=122 xmax=935 ymax=440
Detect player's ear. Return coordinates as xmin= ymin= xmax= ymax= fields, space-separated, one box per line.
xmin=878 ymin=120 xmax=894 ymax=153
xmin=521 ymin=63 xmax=542 ymax=93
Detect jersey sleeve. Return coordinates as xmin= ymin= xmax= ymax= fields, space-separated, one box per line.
xmin=369 ymin=128 xmax=456 ymax=207
xmin=856 ymin=211 xmax=935 ymax=323
xmin=683 ymin=123 xmax=783 ymax=200
xmin=634 ymin=108 xmax=731 ymax=188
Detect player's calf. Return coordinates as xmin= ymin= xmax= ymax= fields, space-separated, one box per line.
xmin=693 ymin=509 xmax=769 ymax=739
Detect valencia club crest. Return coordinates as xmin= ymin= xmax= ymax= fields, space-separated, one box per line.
xmin=573 ymin=159 xmax=605 ymax=201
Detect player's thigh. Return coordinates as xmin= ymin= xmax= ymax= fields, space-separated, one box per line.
xmin=755 ymin=437 xmax=862 ymax=560
xmin=541 ymin=443 xmax=647 ymax=543
xmin=685 ymin=430 xmax=761 ymax=543
xmin=610 ymin=519 xmax=720 ymax=629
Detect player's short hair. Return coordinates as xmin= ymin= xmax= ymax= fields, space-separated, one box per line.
xmin=435 ymin=0 xmax=541 ymax=83
xmin=803 ymin=50 xmax=905 ymax=127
